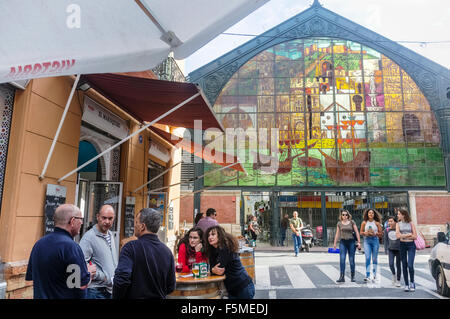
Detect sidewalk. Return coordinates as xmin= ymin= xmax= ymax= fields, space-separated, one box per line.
xmin=252 ymin=241 xmax=433 ymax=255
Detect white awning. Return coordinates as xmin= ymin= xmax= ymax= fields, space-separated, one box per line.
xmin=0 ymin=0 xmax=269 ymax=83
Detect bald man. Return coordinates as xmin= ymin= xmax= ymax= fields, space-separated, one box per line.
xmin=80 ymin=205 xmax=118 ymax=299
xmin=26 ymin=204 xmax=96 ymax=299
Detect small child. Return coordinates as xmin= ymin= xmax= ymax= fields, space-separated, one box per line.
xmin=383 ymin=216 xmax=402 ymax=287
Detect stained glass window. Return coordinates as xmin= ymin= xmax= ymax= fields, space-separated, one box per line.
xmin=204 ymin=38 xmax=445 ymax=187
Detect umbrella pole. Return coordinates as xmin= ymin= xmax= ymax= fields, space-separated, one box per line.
xmin=57 ymin=92 xmax=200 ymax=183
xmin=39 ymin=74 xmax=81 ymax=180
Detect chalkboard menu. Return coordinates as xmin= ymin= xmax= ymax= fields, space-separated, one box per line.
xmin=124 ymin=196 xmax=135 ymax=238
xmin=44 ymin=184 xmax=67 ymax=235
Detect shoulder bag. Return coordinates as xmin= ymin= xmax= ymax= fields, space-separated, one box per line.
xmin=414 ymin=232 xmax=426 ymax=250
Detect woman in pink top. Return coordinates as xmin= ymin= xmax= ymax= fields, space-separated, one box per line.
xmin=177 ymin=227 xmax=207 ymax=273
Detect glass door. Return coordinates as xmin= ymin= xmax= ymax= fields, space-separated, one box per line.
xmin=84 ymin=182 xmax=123 ymax=254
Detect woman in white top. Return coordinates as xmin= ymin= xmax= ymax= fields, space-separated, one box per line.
xmin=395 ymin=208 xmax=417 ymax=292
xmin=360 ymin=208 xmax=383 ymax=282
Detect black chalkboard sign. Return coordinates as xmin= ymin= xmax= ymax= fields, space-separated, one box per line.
xmin=44 ymin=184 xmax=67 ymax=235
xmin=124 ymin=197 xmax=135 ymax=238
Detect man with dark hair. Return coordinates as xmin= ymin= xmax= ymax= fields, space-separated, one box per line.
xmin=26 ymin=204 xmax=96 ymax=299
xmin=113 ymin=208 xmax=175 ymax=299
xmin=196 ymin=207 xmax=219 ymax=232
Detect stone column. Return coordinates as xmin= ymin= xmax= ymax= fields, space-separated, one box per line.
xmin=434 ymin=107 xmax=450 ymax=192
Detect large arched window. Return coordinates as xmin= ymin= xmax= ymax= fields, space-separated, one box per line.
xmin=204 ymin=38 xmax=445 ymax=188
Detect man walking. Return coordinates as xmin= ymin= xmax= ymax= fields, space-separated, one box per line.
xmin=26 ymin=204 xmax=96 ymax=299
xmin=196 ymin=208 xmax=219 ymax=232
xmin=80 ymin=205 xmax=118 ymax=299
xmin=113 ymin=208 xmax=176 ymax=299
xmin=280 ymin=213 xmax=289 ymax=246
xmin=289 ymin=211 xmax=304 ymax=257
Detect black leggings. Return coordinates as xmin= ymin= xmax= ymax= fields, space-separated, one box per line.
xmin=388 ymin=250 xmax=401 ymax=280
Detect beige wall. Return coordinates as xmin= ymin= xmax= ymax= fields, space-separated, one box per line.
xmin=0 ymin=76 xmax=181 ymax=298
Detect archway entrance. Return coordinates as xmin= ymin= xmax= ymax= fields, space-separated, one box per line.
xmin=76 ymin=139 xmax=122 ymax=252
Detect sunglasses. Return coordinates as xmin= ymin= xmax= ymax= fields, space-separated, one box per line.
xmin=341 ymin=214 xmax=348 ymax=216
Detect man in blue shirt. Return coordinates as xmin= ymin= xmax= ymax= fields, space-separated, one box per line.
xmin=26 ymin=204 xmax=95 ymax=299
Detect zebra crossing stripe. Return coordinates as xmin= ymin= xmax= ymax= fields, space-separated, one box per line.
xmin=284 ymin=264 xmax=316 ymax=289
xmin=255 ymin=265 xmax=271 ymax=289
xmin=317 ymin=265 xmax=359 ymax=287
xmin=355 ymin=265 xmax=390 ymax=288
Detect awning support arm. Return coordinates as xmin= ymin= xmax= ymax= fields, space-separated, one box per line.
xmin=132 ymin=161 xmax=182 ymax=194
xmin=146 ymin=162 xmax=238 ymax=193
xmin=39 ymin=74 xmax=81 ymax=181
xmin=57 ymin=92 xmax=200 ymax=183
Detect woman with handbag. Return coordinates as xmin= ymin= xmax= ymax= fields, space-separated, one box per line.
xmin=360 ymin=208 xmax=383 ymax=282
xmin=333 ymin=210 xmax=361 ymax=283
xmin=395 ymin=208 xmax=418 ymax=292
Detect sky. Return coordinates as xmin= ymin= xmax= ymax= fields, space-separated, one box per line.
xmin=184 ymin=0 xmax=450 ymax=75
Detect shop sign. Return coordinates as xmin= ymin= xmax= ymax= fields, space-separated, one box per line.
xmin=124 ymin=197 xmax=135 ymax=238
xmin=44 ymin=184 xmax=67 ymax=235
xmin=82 ymin=96 xmax=129 ymax=140
xmin=149 ymin=141 xmax=171 ymax=163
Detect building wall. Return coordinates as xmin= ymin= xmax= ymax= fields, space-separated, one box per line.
xmin=180 ymin=190 xmax=242 ymax=235
xmin=0 ymin=76 xmax=181 ymax=298
xmin=0 ymin=77 xmax=81 ymax=298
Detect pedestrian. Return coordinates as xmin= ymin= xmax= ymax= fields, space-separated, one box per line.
xmin=396 ymin=208 xmax=418 ymax=292
xmin=176 ymin=227 xmax=207 ymax=273
xmin=194 ymin=212 xmax=204 ymax=226
xmin=333 ymin=210 xmax=361 ymax=283
xmin=79 ymin=204 xmax=118 ymax=299
xmin=248 ymin=215 xmax=260 ymax=247
xmin=280 ymin=213 xmax=289 ymax=246
xmin=360 ymin=208 xmax=383 ymax=282
xmin=383 ymin=215 xmax=402 ymax=287
xmin=196 ymin=208 xmax=219 ymax=232
xmin=204 ymin=226 xmax=255 ymax=299
xmin=289 ymin=211 xmax=303 ymax=257
xmin=113 ymin=208 xmax=176 ymax=299
xmin=25 ymin=204 xmax=96 ymax=299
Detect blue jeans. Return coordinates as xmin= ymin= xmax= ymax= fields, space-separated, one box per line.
xmin=228 ymin=281 xmax=255 ymax=299
xmin=388 ymin=250 xmax=402 ymax=281
xmin=364 ymin=236 xmax=380 ymax=277
xmin=400 ymin=241 xmax=416 ymax=285
xmin=292 ymin=234 xmax=302 ymax=255
xmin=339 ymin=239 xmax=356 ymax=274
xmin=86 ymin=287 xmax=112 ymax=299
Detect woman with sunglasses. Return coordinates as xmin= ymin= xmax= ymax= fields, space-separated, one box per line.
xmin=176 ymin=227 xmax=207 ymax=273
xmin=333 ymin=210 xmax=361 ymax=283
xmin=360 ymin=208 xmax=383 ymax=282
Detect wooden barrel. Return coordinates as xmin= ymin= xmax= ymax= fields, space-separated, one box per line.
xmin=239 ymin=250 xmax=255 ymax=283
xmin=168 ymin=275 xmax=225 ymax=299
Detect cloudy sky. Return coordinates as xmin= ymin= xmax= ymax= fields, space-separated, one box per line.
xmin=184 ymin=0 xmax=450 ymax=75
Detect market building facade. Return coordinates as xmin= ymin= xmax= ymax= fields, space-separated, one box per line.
xmin=183 ymin=2 xmax=450 ymax=246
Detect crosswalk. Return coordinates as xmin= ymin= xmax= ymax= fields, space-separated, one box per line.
xmin=255 ymin=263 xmax=436 ymax=291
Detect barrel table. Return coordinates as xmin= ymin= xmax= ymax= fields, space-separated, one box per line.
xmin=239 ymin=248 xmax=255 ymax=283
xmin=168 ymin=273 xmax=226 ymax=299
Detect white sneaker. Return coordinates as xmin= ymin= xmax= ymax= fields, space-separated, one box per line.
xmin=364 ymin=277 xmax=371 ymax=282
xmin=395 ymin=279 xmax=401 ymax=287
xmin=404 ymin=285 xmax=410 ymax=292
xmin=409 ymin=283 xmax=415 ymax=292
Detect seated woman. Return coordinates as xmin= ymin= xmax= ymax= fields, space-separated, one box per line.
xmin=177 ymin=227 xmax=207 ymax=273
xmin=204 ymin=226 xmax=255 ymax=299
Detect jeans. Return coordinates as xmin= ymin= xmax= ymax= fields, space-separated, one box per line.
xmin=400 ymin=241 xmax=416 ymax=285
xmin=292 ymin=234 xmax=302 ymax=255
xmin=364 ymin=236 xmax=380 ymax=277
xmin=86 ymin=287 xmax=112 ymax=299
xmin=280 ymin=229 xmax=287 ymax=246
xmin=388 ymin=250 xmax=402 ymax=280
xmin=339 ymin=239 xmax=356 ymax=274
xmin=228 ymin=281 xmax=255 ymax=299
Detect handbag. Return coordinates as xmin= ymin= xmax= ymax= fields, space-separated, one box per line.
xmin=414 ymin=233 xmax=426 ymax=250
xmin=351 ymin=221 xmax=357 ymax=241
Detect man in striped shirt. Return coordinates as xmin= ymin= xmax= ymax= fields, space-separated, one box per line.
xmin=80 ymin=205 xmax=118 ymax=299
